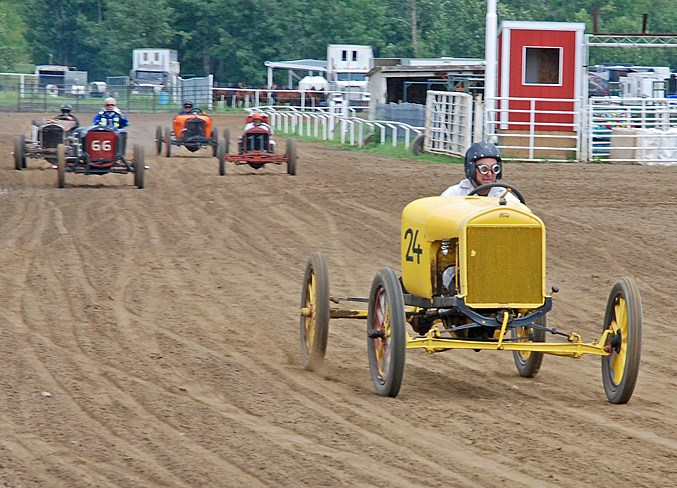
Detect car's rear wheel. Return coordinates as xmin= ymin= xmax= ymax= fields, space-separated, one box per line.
xmin=211 ymin=127 xmax=219 ymax=157
xmin=56 ymin=144 xmax=66 ymax=188
xmin=14 ymin=135 xmax=26 ymax=170
xmin=299 ymin=252 xmax=330 ymax=372
xmin=155 ymin=126 xmax=163 ymax=155
xmin=217 ymin=139 xmax=226 ymax=176
xmin=223 ymin=129 xmax=230 ymax=154
xmin=134 ymin=144 xmax=145 ymax=189
xmin=602 ymin=277 xmax=642 ymax=404
xmin=286 ymin=138 xmax=297 ymax=175
xmin=164 ymin=128 xmax=172 ymax=157
xmin=512 ymin=315 xmax=546 ymax=377
xmin=367 ymin=267 xmax=406 ymax=397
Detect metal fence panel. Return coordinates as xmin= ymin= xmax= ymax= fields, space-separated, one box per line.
xmin=424 ymin=91 xmax=473 ymax=157
xmin=375 ymin=102 xmax=425 ymax=130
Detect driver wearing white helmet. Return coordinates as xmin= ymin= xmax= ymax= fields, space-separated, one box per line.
xmin=92 ymin=97 xmax=129 ymax=129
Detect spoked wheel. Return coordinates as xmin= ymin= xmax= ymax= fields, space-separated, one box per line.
xmin=14 ymin=135 xmax=26 ymax=170
xmin=223 ymin=128 xmax=230 ymax=154
xmin=164 ymin=128 xmax=172 ymax=157
xmin=299 ymin=252 xmax=330 ymax=372
xmin=367 ymin=267 xmax=406 ymax=397
xmin=511 ymin=315 xmax=546 ymax=378
xmin=155 ymin=126 xmax=163 ymax=155
xmin=217 ymin=139 xmax=226 ymax=176
xmin=212 ymin=127 xmax=219 ymax=157
xmin=601 ymin=277 xmax=642 ymax=404
xmin=286 ymin=138 xmax=297 ymax=175
xmin=412 ymin=133 xmax=424 ymax=155
xmin=56 ymin=144 xmax=66 ymax=188
xmin=133 ymin=144 xmax=145 ymax=189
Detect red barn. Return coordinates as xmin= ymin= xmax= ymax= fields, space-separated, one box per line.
xmin=498 ymin=21 xmax=586 ymax=132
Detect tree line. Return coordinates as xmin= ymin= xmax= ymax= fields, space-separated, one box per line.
xmin=2 ymin=0 xmax=675 ymax=85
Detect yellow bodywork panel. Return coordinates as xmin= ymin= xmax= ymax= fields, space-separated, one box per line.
xmin=401 ymin=195 xmax=546 ymax=307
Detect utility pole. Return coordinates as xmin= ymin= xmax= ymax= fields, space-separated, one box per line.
xmin=484 ymin=0 xmax=498 ymax=133
xmin=411 ymin=0 xmax=418 ymax=57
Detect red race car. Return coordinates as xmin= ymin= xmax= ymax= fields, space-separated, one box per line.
xmin=56 ymin=126 xmax=145 ymax=189
xmin=220 ymin=113 xmax=297 ymax=176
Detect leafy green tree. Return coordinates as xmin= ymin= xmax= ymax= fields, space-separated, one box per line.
xmin=10 ymin=0 xmax=677 ymax=84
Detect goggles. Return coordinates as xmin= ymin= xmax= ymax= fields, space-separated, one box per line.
xmin=477 ymin=163 xmax=501 ymax=175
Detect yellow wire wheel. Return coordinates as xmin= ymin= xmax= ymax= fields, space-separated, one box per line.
xmin=601 ymin=277 xmax=643 ymax=404
xmin=367 ymin=268 xmax=406 ymax=397
xmin=299 ymin=252 xmax=330 ymax=371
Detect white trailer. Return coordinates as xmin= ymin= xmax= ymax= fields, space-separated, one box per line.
xmin=130 ymin=48 xmax=180 ymax=94
xmin=620 ymin=67 xmax=671 ymax=98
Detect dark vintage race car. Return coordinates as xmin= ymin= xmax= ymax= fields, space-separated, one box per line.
xmin=56 ymin=126 xmax=145 ymax=189
xmin=156 ymin=111 xmax=219 ymax=157
xmin=220 ymin=114 xmax=297 ymax=176
xmin=14 ymin=118 xmax=78 ymax=170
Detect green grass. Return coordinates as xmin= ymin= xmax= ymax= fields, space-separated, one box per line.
xmin=282 ymin=131 xmax=462 ymax=165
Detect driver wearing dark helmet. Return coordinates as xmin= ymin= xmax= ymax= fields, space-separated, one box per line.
xmin=440 ymin=141 xmax=519 ymax=294
xmin=179 ymin=101 xmax=198 ymax=114
xmin=55 ymin=103 xmax=80 ymax=127
xmin=441 ymin=141 xmax=518 ymax=200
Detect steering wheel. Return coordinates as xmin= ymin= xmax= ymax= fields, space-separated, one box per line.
xmin=468 ymin=182 xmax=525 ymax=204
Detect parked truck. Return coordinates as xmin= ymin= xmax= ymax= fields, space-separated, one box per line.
xmin=130 ymin=48 xmax=180 ymax=94
xmin=35 ymin=65 xmax=88 ymax=96
xmin=326 ymin=44 xmax=373 ymax=104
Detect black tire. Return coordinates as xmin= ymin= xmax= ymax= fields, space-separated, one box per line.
xmin=211 ymin=127 xmax=219 ymax=157
xmin=14 ymin=135 xmax=26 ymax=170
xmin=367 ymin=267 xmax=407 ymax=397
xmin=286 ymin=138 xmax=297 ymax=176
xmin=223 ymin=128 xmax=230 ymax=154
xmin=133 ymin=144 xmax=145 ymax=189
xmin=412 ymin=133 xmax=424 ymax=155
xmin=155 ymin=126 xmax=163 ymax=155
xmin=511 ymin=315 xmax=546 ymax=378
xmin=56 ymin=144 xmax=66 ymax=188
xmin=299 ymin=252 xmax=330 ymax=372
xmin=164 ymin=128 xmax=172 ymax=157
xmin=601 ymin=277 xmax=642 ymax=404
xmin=217 ymin=139 xmax=226 ymax=176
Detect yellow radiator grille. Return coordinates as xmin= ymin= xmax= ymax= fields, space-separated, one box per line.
xmin=465 ymin=226 xmax=543 ymax=307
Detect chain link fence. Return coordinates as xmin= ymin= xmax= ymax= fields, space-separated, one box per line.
xmin=0 ymin=73 xmax=216 ymax=114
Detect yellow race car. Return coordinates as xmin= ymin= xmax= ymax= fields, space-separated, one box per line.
xmin=299 ymin=183 xmax=642 ymax=403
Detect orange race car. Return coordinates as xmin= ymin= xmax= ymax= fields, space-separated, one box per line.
xmin=156 ymin=109 xmax=219 ymax=157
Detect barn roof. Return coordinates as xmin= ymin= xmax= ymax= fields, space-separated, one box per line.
xmin=367 ymin=59 xmax=485 ymax=78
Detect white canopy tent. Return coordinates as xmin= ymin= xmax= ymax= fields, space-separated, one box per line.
xmin=264 ymin=59 xmax=327 ymax=88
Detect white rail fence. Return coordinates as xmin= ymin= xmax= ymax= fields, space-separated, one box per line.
xmin=587 ymin=97 xmax=677 ymax=165
xmin=485 ymin=96 xmax=582 ymax=162
xmin=254 ymin=106 xmax=423 ymax=150
xmin=244 ymin=93 xmax=677 ymax=165
xmin=484 ymin=94 xmax=677 ymax=164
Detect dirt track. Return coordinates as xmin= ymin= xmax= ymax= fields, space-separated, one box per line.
xmin=1 ymin=112 xmax=676 ymax=487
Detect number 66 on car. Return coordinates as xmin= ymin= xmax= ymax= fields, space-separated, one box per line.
xmin=56 ymin=125 xmax=145 ymax=189
xmin=299 ymin=183 xmax=642 ymax=403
